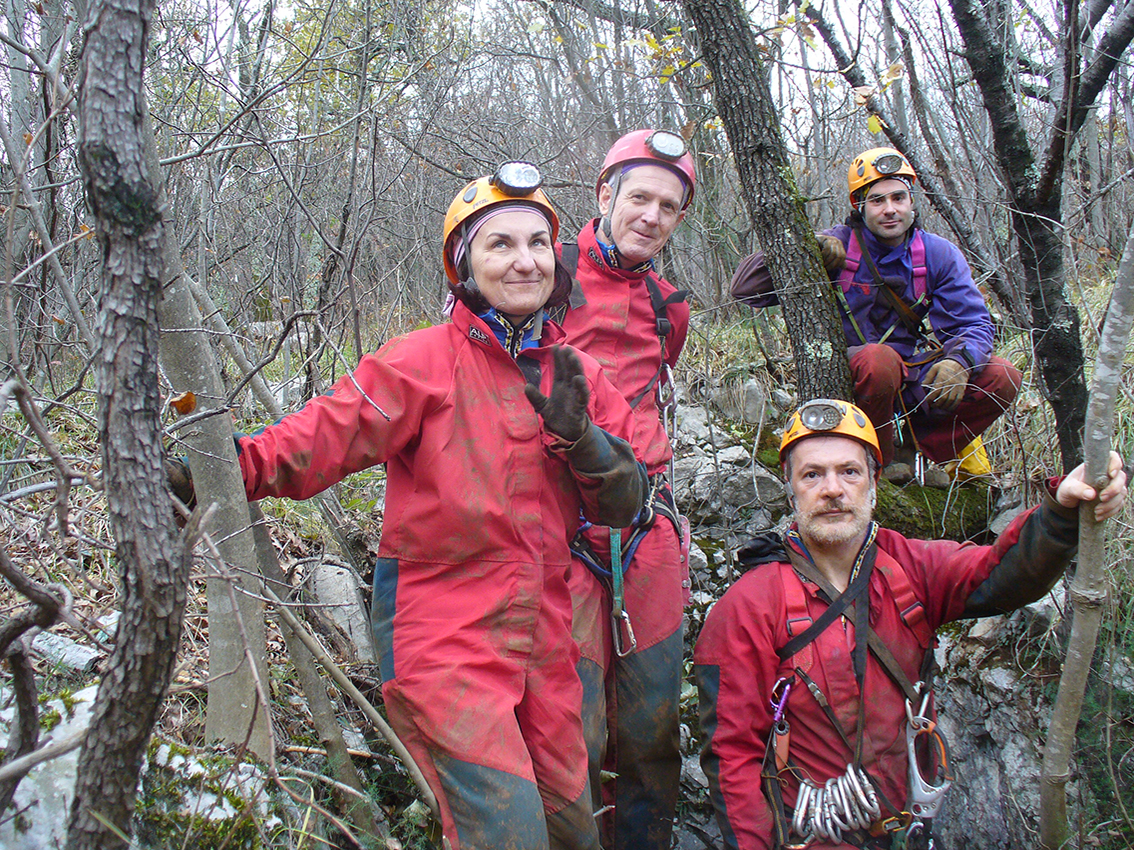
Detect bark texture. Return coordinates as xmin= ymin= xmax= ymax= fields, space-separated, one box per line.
xmin=682 ymin=0 xmax=852 ymax=401
xmin=69 ymin=0 xmax=193 ymax=845
xmin=1039 ymin=224 xmax=1134 ymax=849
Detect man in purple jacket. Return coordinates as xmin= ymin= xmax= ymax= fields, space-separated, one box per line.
xmin=731 ymin=147 xmax=1020 ymax=480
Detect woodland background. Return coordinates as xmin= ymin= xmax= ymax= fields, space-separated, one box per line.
xmin=1 ymin=0 xmax=1133 ymax=846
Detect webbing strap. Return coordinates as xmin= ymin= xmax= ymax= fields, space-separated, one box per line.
xmin=611 ymin=527 xmax=624 ymax=611
xmin=841 ymin=230 xmax=927 ymax=301
xmin=878 ymin=554 xmax=929 ymax=641
xmin=560 ymin=242 xmax=580 ymax=278
xmin=779 ymin=563 xmax=814 ymax=676
xmin=838 ymin=229 xmax=929 ymax=347
xmin=784 ymin=547 xmax=922 ymax=705
xmin=629 ymin=275 xmax=688 ymax=409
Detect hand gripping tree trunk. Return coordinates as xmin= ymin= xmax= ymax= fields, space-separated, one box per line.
xmin=1039 ymin=225 xmax=1134 ymax=849
xmin=68 ymin=0 xmax=194 ymax=845
xmin=680 ymin=0 xmax=853 ymax=402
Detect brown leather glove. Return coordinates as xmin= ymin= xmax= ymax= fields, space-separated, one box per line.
xmin=923 ymin=359 xmax=968 ymax=411
xmin=817 ymin=234 xmax=847 ymax=275
xmin=524 ymin=345 xmax=590 ymax=443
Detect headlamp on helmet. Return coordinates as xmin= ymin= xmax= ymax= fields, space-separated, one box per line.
xmin=597 ymin=129 xmax=697 ymax=210
xmin=491 ymin=161 xmax=543 ymax=197
xmin=798 ymin=400 xmax=848 ymax=432
xmin=645 ymin=130 xmax=688 ymax=163
xmin=442 ymin=165 xmax=560 ymax=285
xmin=871 ymin=152 xmax=907 ymax=176
xmin=848 ymin=147 xmax=917 ymax=206
xmin=779 ymin=398 xmax=883 ymax=471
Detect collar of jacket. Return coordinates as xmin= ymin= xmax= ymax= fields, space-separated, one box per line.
xmin=585 ymin=219 xmax=655 ymax=276
xmin=786 ymin=522 xmax=879 ymax=585
xmin=448 ymin=299 xmax=570 ymax=361
xmin=474 ymin=307 xmax=544 ymax=358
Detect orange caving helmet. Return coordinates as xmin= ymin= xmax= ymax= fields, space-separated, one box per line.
xmin=848 ymin=147 xmax=917 ymax=206
xmin=779 ymin=398 xmax=883 ymax=472
xmin=443 ymin=162 xmax=560 ymax=284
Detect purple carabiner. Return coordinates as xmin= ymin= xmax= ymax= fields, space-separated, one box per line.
xmin=770 ymin=677 xmax=792 ymax=723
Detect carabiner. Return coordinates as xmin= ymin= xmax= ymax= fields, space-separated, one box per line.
xmin=656 ymin=363 xmax=677 ymax=414
xmin=612 ymin=607 xmax=637 ymax=657
xmin=905 ymin=682 xmax=932 ymax=727
xmin=906 ymin=720 xmax=953 ymax=819
xmin=770 ymin=676 xmax=793 ymax=723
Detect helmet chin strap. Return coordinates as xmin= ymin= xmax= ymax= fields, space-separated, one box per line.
xmin=458 ymin=221 xmax=479 ymax=291
xmin=599 ymin=171 xmax=624 ymax=255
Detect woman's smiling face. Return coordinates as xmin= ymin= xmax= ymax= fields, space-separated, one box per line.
xmin=468 ymin=209 xmax=556 ymax=325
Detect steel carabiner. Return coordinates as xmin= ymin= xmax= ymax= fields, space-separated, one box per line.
xmin=612 ymin=607 xmax=637 ymax=658
xmin=905 ymin=719 xmax=953 ymax=819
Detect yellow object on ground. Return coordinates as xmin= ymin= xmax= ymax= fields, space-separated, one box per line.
xmin=946 ymin=435 xmax=992 ymax=480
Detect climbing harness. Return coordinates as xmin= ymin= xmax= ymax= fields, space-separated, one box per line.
xmin=555 ymin=240 xmax=691 ymax=653
xmin=759 ymin=532 xmax=950 ymax=849
xmin=836 ymin=227 xmax=929 ymax=348
xmin=568 ymin=475 xmax=682 ymax=658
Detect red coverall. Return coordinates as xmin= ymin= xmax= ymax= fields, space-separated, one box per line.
xmin=695 ymin=491 xmax=1079 ymax=850
xmin=555 ymin=220 xmax=691 ymax=849
xmin=238 ymin=301 xmax=645 ymax=850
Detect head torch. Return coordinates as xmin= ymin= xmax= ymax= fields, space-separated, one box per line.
xmin=491 ymin=161 xmax=543 ymax=197
xmin=798 ymin=400 xmax=849 ymax=432
xmin=872 ymin=152 xmax=907 ymax=176
xmin=645 ymin=130 xmax=688 ymax=162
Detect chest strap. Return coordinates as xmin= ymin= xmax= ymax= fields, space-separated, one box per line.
xmin=557 ymin=241 xmax=688 ymax=409
xmin=841 ymin=230 xmax=927 ymax=301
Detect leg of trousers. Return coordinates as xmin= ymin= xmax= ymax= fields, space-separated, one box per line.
xmin=567 ymin=519 xmax=686 ymax=850
xmin=911 ymin=355 xmax=1021 ymax=463
xmin=849 ymin=344 xmax=905 ymax=465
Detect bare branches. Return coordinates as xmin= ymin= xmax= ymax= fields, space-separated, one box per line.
xmin=1040 ymin=222 xmax=1134 ymax=849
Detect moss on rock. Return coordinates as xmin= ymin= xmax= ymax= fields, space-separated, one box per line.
xmin=874 ymin=479 xmax=993 ymax=543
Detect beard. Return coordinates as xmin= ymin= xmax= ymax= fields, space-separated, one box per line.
xmin=797 ymin=493 xmax=874 ymax=550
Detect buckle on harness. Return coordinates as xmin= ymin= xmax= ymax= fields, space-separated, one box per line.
xmin=612 ymin=607 xmax=637 ymax=657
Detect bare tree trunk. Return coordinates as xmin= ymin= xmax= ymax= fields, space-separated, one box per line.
xmin=680 ymin=0 xmax=852 ymax=401
xmin=1039 ymin=224 xmax=1134 ymax=849
xmin=948 ymin=0 xmax=1134 ymax=466
xmin=68 ymin=0 xmax=194 ymax=844
xmin=147 ymin=109 xmax=272 ymax=757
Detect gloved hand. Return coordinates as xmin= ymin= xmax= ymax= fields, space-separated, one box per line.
xmin=164 ymin=457 xmax=197 ymax=512
xmin=817 ymin=234 xmax=847 ymax=276
xmin=923 ymin=359 xmax=968 ymax=411
xmin=524 ymin=346 xmax=590 ymax=443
